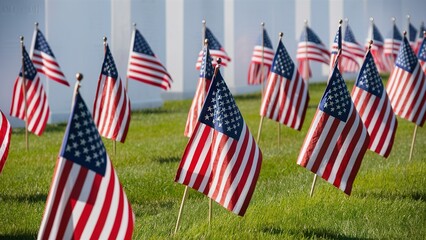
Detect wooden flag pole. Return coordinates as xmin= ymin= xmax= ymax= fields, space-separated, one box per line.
xmin=408 ymin=125 xmax=418 ymax=161
xmin=202 ymin=20 xmax=206 ymax=47
xmin=260 ymin=22 xmax=265 ymax=100
xmin=277 ymin=32 xmax=284 ymax=146
xmin=174 ymin=186 xmax=189 ymax=234
xmin=309 ymin=174 xmax=318 ymax=197
xmin=256 ymin=116 xmax=264 ymax=143
xmin=20 ymin=36 xmax=29 ymax=151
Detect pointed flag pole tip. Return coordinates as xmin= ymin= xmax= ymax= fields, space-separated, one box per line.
xmin=368 ymin=40 xmax=373 ymax=49
xmin=339 ymin=19 xmax=343 ymax=25
xmin=279 ymin=32 xmax=283 ymax=39
xmin=76 ymin=73 xmax=83 ymax=82
xmin=216 ymin=58 xmax=222 ymax=65
xmin=20 ymin=36 xmax=24 ymax=43
xmin=204 ymin=38 xmax=209 ymax=45
xmin=403 ymin=31 xmax=407 ymax=37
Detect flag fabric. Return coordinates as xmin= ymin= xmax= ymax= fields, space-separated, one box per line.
xmin=418 ymin=33 xmax=426 ymax=73
xmin=196 ymin=27 xmax=231 ymax=69
xmin=260 ymin=39 xmax=309 ymax=131
xmin=351 ymin=50 xmax=397 ymax=158
xmin=297 ymin=63 xmax=370 ymax=195
xmin=296 ymin=25 xmax=330 ymax=80
xmin=247 ymin=28 xmax=274 ymax=85
xmin=0 ymin=110 xmax=11 ymax=174
xmin=175 ymin=68 xmax=262 ymax=216
xmin=387 ymin=36 xmax=426 ymax=126
xmin=384 ymin=23 xmax=403 ymax=72
xmin=127 ymin=28 xmax=173 ymax=90
xmin=10 ymin=46 xmax=50 ymax=136
xmin=366 ymin=22 xmax=387 ymax=73
xmin=31 ymin=28 xmax=69 ymax=86
xmin=184 ymin=44 xmax=214 ymax=137
xmin=329 ymin=24 xmax=342 ymax=74
xmin=408 ymin=21 xmax=418 ymax=51
xmin=93 ymin=45 xmax=131 ymax=143
xmin=415 ymin=22 xmax=425 ymax=54
xmin=341 ymin=23 xmax=364 ymax=73
xmin=38 ymin=91 xmax=134 ymax=240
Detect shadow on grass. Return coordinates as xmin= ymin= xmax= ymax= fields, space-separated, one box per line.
xmin=356 ymin=190 xmax=426 ymax=202
xmin=135 ymin=200 xmax=175 ymax=217
xmin=153 ymin=156 xmax=181 ymax=164
xmin=261 ymin=226 xmax=370 ymax=239
xmin=12 ymin=122 xmax=67 ymax=135
xmin=0 ymin=192 xmax=47 ymax=203
xmin=0 ymin=233 xmax=36 ymax=240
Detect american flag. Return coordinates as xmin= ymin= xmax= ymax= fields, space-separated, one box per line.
xmin=195 ymin=27 xmax=231 ymax=69
xmin=38 ymin=91 xmax=134 ymax=240
xmin=297 ymin=63 xmax=370 ymax=195
xmin=408 ymin=21 xmax=418 ymax=51
xmin=387 ymin=35 xmax=426 ymax=127
xmin=330 ymin=24 xmax=342 ymax=73
xmin=415 ymin=22 xmax=425 ymax=54
xmin=418 ymin=32 xmax=426 ymax=72
xmin=127 ymin=28 xmax=173 ymax=90
xmin=175 ymin=69 xmax=262 ymax=216
xmin=341 ymin=23 xmax=364 ymax=73
xmin=247 ymin=28 xmax=274 ymax=85
xmin=366 ymin=22 xmax=387 ymax=73
xmin=10 ymin=46 xmax=50 ymax=136
xmin=93 ymin=44 xmax=131 ymax=143
xmin=184 ymin=44 xmax=214 ymax=137
xmin=384 ymin=22 xmax=403 ymax=72
xmin=351 ymin=50 xmax=398 ymax=158
xmin=260 ymin=40 xmax=309 ymax=131
xmin=0 ymin=110 xmax=11 ymax=174
xmin=296 ymin=25 xmax=330 ymax=80
xmin=31 ymin=28 xmax=69 ymax=86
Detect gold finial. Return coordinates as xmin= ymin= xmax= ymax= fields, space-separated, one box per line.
xmin=216 ymin=58 xmax=222 ymax=65
xmin=403 ymin=31 xmax=407 ymax=37
xmin=339 ymin=19 xmax=343 ymax=25
xmin=76 ymin=73 xmax=83 ymax=82
xmin=261 ymin=22 xmax=265 ymax=27
xmin=103 ymin=36 xmax=107 ymax=46
xmin=204 ymin=38 xmax=208 ymax=45
xmin=279 ymin=32 xmax=283 ymax=39
xmin=20 ymin=36 xmax=24 ymax=43
xmin=368 ymin=40 xmax=373 ymax=50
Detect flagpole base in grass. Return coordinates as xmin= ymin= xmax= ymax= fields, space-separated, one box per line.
xmin=310 ymin=174 xmax=318 ymax=197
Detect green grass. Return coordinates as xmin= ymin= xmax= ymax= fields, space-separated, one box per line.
xmin=1 ymin=80 xmax=425 ymax=239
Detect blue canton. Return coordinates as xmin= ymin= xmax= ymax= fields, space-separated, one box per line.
xmin=372 ymin=24 xmax=384 ymax=43
xmin=301 ymin=27 xmax=323 ymax=44
xmin=332 ymin=26 xmax=342 ymax=52
xmin=356 ymin=51 xmax=383 ymax=97
xmin=395 ymin=37 xmax=418 ymax=73
xmin=205 ymin=28 xmax=223 ymax=51
xmin=418 ymin=38 xmax=426 ymax=62
xmin=133 ymin=30 xmax=155 ymax=56
xmin=200 ymin=46 xmax=214 ymax=79
xmin=408 ymin=23 xmax=417 ymax=42
xmin=344 ymin=25 xmax=358 ymax=44
xmin=388 ymin=24 xmax=402 ymax=40
xmin=199 ymin=71 xmax=243 ymax=140
xmin=320 ymin=65 xmax=351 ymax=122
xmin=20 ymin=47 xmax=37 ymax=81
xmin=101 ymin=46 xmax=118 ymax=78
xmin=35 ymin=30 xmax=54 ymax=56
xmin=257 ymin=29 xmax=273 ymax=49
xmin=271 ymin=41 xmax=294 ymax=79
xmin=61 ymin=92 xmax=107 ymax=176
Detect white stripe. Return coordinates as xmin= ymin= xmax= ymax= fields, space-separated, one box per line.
xmin=207 ymin=133 xmax=232 ymax=198
xmin=93 ymin=76 xmax=106 ymax=125
xmin=297 ymin=110 xmax=321 ymax=165
xmin=187 ymin=127 xmax=212 ymax=189
xmin=115 ymin=191 xmax=130 ymax=240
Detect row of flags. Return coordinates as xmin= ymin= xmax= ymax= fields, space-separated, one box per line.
xmin=0 ymin=19 xmax=425 ymax=238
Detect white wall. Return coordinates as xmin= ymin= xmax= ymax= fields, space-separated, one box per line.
xmin=1 ymin=0 xmax=425 ymax=127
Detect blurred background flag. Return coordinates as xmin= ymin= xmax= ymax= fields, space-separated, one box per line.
xmin=341 ymin=21 xmax=364 ymax=73
xmin=330 ymin=21 xmax=342 ymax=73
xmin=418 ymin=31 xmax=426 ymax=72
xmin=196 ymin=28 xmax=231 ymax=69
xmin=384 ymin=19 xmax=403 ymax=72
xmin=247 ymin=27 xmax=274 ymax=85
xmin=366 ymin=19 xmax=387 ymax=73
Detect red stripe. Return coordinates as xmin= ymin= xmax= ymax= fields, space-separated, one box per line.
xmin=129 ymin=59 xmax=171 ymax=79
xmin=108 ymin=183 xmax=124 ymax=239
xmin=127 ymin=67 xmax=172 ymax=87
xmin=93 ymin=76 xmax=105 ymax=127
xmin=128 ymin=74 xmax=169 ymax=90
xmin=124 ymin=201 xmax=134 ymax=240
xmin=344 ymin=129 xmax=369 ymax=195
xmin=210 ymin=135 xmax=236 ymax=199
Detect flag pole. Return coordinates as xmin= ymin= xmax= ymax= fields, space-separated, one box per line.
xmin=260 ymin=22 xmax=265 ymax=100
xmin=20 ymin=36 xmax=29 ymax=151
xmin=304 ymin=19 xmax=309 ymax=82
xmin=202 ymin=19 xmax=206 ymax=47
xmin=103 ymin=36 xmax=117 ymax=156
xmin=409 ymin=125 xmax=418 ymax=161
xmin=309 ymin=174 xmax=318 ymax=197
xmin=277 ymin=32 xmax=283 ymax=146
xmin=390 ymin=17 xmax=396 ymax=72
xmin=174 ymin=186 xmax=189 ymax=234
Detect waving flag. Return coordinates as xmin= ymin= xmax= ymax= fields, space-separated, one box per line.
xmin=93 ymin=44 xmax=131 ymax=143
xmin=247 ymin=28 xmax=274 ymax=85
xmin=297 ymin=63 xmax=370 ymax=195
xmin=296 ymin=25 xmax=330 ymax=80
xmin=415 ymin=22 xmax=425 ymax=54
xmin=387 ymin=35 xmax=426 ymax=126
xmin=330 ymin=23 xmax=342 ymax=73
xmin=184 ymin=44 xmax=214 ymax=137
xmin=31 ymin=28 xmax=69 ymax=86
xmin=0 ymin=110 xmax=11 ymax=174
xmin=408 ymin=21 xmax=418 ymax=51
xmin=196 ymin=28 xmax=231 ymax=69
xmin=341 ymin=23 xmax=364 ymax=73
xmin=351 ymin=50 xmax=397 ymax=158
xmin=384 ymin=21 xmax=403 ymax=72
xmin=38 ymin=91 xmax=134 ymax=240
xmin=260 ymin=39 xmax=309 ymax=130
xmin=175 ymin=68 xmax=262 ymax=216
xmin=366 ymin=21 xmax=387 ymax=73
xmin=10 ymin=45 xmax=50 ymax=136
xmin=418 ymin=32 xmax=426 ymax=72
xmin=127 ymin=28 xmax=173 ymax=90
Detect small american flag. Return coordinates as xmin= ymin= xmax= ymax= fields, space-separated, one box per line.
xmin=10 ymin=46 xmax=50 ymax=136
xmin=247 ymin=28 xmax=274 ymax=85
xmin=196 ymin=28 xmax=231 ymax=69
xmin=38 ymin=91 xmax=134 ymax=240
xmin=341 ymin=23 xmax=364 ymax=73
xmin=127 ymin=28 xmax=173 ymax=90
xmin=184 ymin=44 xmax=214 ymax=137
xmin=366 ymin=22 xmax=387 ymax=73
xmin=296 ymin=25 xmax=330 ymax=80
xmin=352 ymin=50 xmax=398 ymax=158
xmin=93 ymin=44 xmax=131 ymax=143
xmin=31 ymin=28 xmax=69 ymax=86
xmin=387 ymin=35 xmax=426 ymax=126
xmin=330 ymin=24 xmax=342 ymax=73
xmin=418 ymin=32 xmax=426 ymax=72
xmin=408 ymin=21 xmax=418 ymax=51
xmin=297 ymin=64 xmax=370 ymax=195
xmin=415 ymin=22 xmax=425 ymax=54
xmin=175 ymin=68 xmax=262 ymax=216
xmin=0 ymin=110 xmax=11 ymax=174
xmin=260 ymin=40 xmax=309 ymax=131
xmin=384 ymin=23 xmax=403 ymax=72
